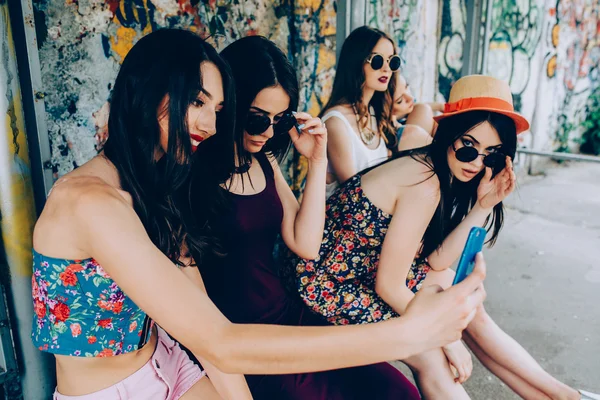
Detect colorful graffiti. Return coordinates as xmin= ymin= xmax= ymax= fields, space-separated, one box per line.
xmin=367 ymin=0 xmax=439 ymax=102
xmin=545 ymin=0 xmax=600 ymax=150
xmin=34 ymin=0 xmax=333 ymax=190
xmin=0 ymin=5 xmax=37 ymax=278
xmin=437 ymin=0 xmax=467 ymax=101
xmin=484 ymin=0 xmax=543 ymax=112
xmin=284 ymin=0 xmax=336 ymax=196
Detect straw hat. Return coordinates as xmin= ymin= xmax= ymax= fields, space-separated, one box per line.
xmin=433 ymin=75 xmax=530 ymax=134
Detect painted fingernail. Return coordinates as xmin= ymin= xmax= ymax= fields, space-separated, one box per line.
xmin=297 ymin=124 xmax=305 ymax=129
xmin=292 ymin=111 xmax=297 ymax=115
xmin=308 ymin=129 xmax=314 ymax=133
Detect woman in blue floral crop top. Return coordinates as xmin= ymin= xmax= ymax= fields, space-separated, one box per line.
xmin=32 ymin=28 xmax=487 ymax=399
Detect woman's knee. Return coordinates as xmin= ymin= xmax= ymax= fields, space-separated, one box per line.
xmin=421 ymin=268 xmax=455 ymax=290
xmin=398 ymin=124 xmax=432 ymax=151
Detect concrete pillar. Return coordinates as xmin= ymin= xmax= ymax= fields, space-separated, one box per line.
xmin=0 ymin=3 xmax=55 ymax=399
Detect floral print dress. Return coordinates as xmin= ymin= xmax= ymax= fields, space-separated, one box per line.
xmin=31 ymin=251 xmax=153 ymax=357
xmin=289 ymin=174 xmax=431 ymax=325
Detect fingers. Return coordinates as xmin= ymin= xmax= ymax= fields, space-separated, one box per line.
xmin=297 ymin=117 xmax=322 ymax=130
xmin=456 ymin=363 xmax=467 ymax=383
xmin=449 ymin=364 xmax=460 ymax=383
xmin=292 ymin=111 xmax=313 ymax=122
xmin=451 ymin=253 xmax=486 ymax=297
xmin=418 ymin=283 xmax=444 ymax=296
xmin=465 ymin=357 xmax=473 ymax=382
xmin=482 ymin=166 xmax=493 ymax=183
xmin=290 ymin=114 xmax=326 ymax=141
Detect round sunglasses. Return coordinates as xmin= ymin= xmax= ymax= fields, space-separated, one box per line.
xmin=453 ymin=144 xmax=507 ymax=170
xmin=366 ymin=53 xmax=402 ymax=72
xmin=245 ymin=112 xmax=298 ymax=136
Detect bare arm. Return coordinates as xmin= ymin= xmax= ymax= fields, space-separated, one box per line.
xmin=326 ymin=116 xmax=357 ymax=183
xmin=180 ymin=265 xmax=253 ymax=400
xmin=274 ymin=112 xmax=328 ymax=259
xmin=272 ymin=156 xmax=327 ymax=259
xmin=427 ymin=102 xmax=445 ymax=113
xmin=375 ymin=176 xmax=440 ymax=314
xmin=42 ymin=179 xmax=486 ymax=375
xmin=426 ymin=203 xmax=492 ymax=271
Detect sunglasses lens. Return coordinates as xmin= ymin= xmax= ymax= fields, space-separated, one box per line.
xmin=455 ymin=146 xmax=479 ymax=163
xmin=245 ymin=114 xmax=271 ymax=136
xmin=389 ymin=56 xmax=401 ymax=71
xmin=274 ymin=113 xmax=297 ymax=135
xmin=370 ymin=54 xmax=384 ymax=70
xmin=483 ymin=153 xmax=506 ymax=169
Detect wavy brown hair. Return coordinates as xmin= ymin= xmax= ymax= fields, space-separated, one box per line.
xmin=320 ymin=26 xmax=398 ymax=148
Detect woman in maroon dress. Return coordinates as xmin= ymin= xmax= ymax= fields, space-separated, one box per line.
xmin=197 ymin=35 xmax=422 ymax=399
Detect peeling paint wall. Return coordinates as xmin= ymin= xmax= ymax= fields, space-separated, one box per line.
xmin=27 ymin=0 xmax=600 ymax=188
xmin=366 ymin=0 xmax=439 ymax=103
xmin=33 ymin=0 xmax=331 ymax=187
xmin=482 ymin=0 xmax=600 ymax=161
xmin=1 ymin=2 xmax=54 ymax=397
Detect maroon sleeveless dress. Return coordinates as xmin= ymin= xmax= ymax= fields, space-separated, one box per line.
xmin=199 ymin=153 xmax=419 ymax=399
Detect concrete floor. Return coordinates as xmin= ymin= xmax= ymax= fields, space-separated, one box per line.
xmin=394 ymin=161 xmax=600 ymax=399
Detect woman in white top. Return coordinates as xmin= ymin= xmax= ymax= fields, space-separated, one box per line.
xmin=320 ymin=26 xmax=399 ymax=198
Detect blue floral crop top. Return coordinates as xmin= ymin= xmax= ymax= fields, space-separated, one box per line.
xmin=31 ymin=250 xmax=153 ymax=357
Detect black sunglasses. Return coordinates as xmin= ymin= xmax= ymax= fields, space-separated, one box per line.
xmin=366 ymin=53 xmax=402 ymax=72
xmin=453 ymin=144 xmax=507 ymax=170
xmin=245 ymin=112 xmax=298 ymax=136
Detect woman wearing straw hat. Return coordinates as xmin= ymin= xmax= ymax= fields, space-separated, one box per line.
xmin=287 ymin=75 xmax=598 ymax=399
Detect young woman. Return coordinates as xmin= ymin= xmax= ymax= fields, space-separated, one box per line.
xmin=320 ymin=26 xmax=399 ymax=198
xmin=393 ymin=73 xmax=443 ymax=140
xmin=289 ymin=75 xmax=595 ymax=400
xmin=31 ymin=29 xmax=487 ymax=399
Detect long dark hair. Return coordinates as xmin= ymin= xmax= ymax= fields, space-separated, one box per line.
xmin=103 ymin=29 xmax=236 ymax=265
xmin=220 ymin=35 xmax=299 ymax=167
xmin=320 ymin=26 xmax=397 ymax=148
xmin=370 ymin=111 xmax=517 ymax=258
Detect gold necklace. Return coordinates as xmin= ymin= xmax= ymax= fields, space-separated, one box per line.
xmin=352 ymin=104 xmax=376 ymax=146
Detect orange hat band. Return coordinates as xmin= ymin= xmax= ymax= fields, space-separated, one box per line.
xmin=444 ymin=97 xmax=514 ymax=114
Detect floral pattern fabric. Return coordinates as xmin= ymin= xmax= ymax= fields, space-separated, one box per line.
xmin=290 ymin=174 xmax=431 ymax=325
xmin=31 ymin=251 xmax=151 ymax=357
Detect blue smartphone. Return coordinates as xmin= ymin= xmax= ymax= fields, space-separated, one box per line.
xmin=452 ymin=227 xmax=487 ymax=285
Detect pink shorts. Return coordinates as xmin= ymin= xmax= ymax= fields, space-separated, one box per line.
xmin=54 ymin=327 xmax=206 ymax=399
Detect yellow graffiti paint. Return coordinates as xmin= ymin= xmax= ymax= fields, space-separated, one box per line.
xmin=552 ymin=24 xmax=560 ymax=48
xmin=547 ymin=54 xmax=557 ymax=78
xmin=110 ymin=25 xmax=141 ymax=63
xmin=0 ymin=5 xmax=38 ymax=277
xmin=109 ymin=0 xmax=154 ymax=63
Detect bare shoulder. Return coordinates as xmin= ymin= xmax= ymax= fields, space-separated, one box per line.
xmin=378 ymin=155 xmax=440 ymax=199
xmin=34 ymin=175 xmax=134 ymax=257
xmin=324 ymin=104 xmax=352 ymax=116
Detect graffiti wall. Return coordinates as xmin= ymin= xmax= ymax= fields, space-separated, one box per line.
xmin=546 ymin=0 xmax=600 ymax=151
xmin=33 ymin=0 xmax=335 ymax=188
xmin=437 ymin=0 xmax=467 ymax=101
xmin=482 ymin=0 xmax=600 ymax=157
xmin=366 ymin=0 xmax=439 ymax=103
xmin=22 ymin=0 xmax=600 ymax=190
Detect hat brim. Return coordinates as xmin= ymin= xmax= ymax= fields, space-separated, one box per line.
xmin=433 ymin=108 xmax=530 ymax=134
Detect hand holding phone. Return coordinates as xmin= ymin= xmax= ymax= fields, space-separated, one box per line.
xmin=453 ymin=227 xmax=486 ymax=285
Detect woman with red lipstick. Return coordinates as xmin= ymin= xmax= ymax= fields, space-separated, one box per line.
xmin=289 ymin=75 xmax=595 ymax=400
xmin=319 ymin=26 xmax=399 ymax=199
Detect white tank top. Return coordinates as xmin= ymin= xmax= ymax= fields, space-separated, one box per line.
xmin=323 ymin=110 xmax=388 ymax=198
